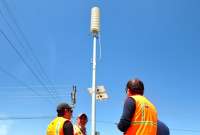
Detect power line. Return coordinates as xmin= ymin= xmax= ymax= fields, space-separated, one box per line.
xmin=0 ymin=66 xmax=56 ymax=103
xmin=0 ymin=66 xmax=40 ymax=96
xmin=0 ymin=29 xmax=57 ymax=102
xmin=3 ymin=95 xmax=67 ymax=99
xmin=0 ymin=116 xmax=54 ymax=120
xmin=0 ymin=84 xmax=80 ymax=100
xmin=0 ymin=84 xmax=71 ymax=89
xmin=0 ymin=2 xmax=59 ymax=100
xmin=0 ymin=0 xmax=55 ymax=87
xmin=0 ymin=7 xmax=27 ymax=54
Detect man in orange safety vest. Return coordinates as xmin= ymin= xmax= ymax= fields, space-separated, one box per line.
xmin=118 ymin=78 xmax=158 ymax=135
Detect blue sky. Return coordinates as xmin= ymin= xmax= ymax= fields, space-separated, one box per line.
xmin=0 ymin=0 xmax=200 ymax=135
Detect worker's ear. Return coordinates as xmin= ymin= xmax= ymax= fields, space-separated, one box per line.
xmin=127 ymin=89 xmax=132 ymax=96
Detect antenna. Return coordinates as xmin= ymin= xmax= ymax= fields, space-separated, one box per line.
xmin=70 ymin=85 xmax=76 ymax=108
xmin=90 ymin=7 xmax=100 ymax=36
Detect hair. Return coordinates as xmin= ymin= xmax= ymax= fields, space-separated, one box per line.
xmin=56 ymin=103 xmax=71 ymax=116
xmin=126 ymin=79 xmax=144 ymax=95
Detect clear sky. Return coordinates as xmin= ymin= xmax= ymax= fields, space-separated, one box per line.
xmin=0 ymin=0 xmax=200 ymax=135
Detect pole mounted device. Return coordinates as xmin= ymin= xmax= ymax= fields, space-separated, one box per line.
xmin=90 ymin=6 xmax=100 ymax=135
xmin=70 ymin=85 xmax=76 ymax=108
xmin=91 ymin=7 xmax=100 ymax=36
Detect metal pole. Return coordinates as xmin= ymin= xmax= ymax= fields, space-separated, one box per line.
xmin=91 ymin=34 xmax=97 ymax=135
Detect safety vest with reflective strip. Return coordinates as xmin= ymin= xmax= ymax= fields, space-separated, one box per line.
xmin=73 ymin=124 xmax=86 ymax=135
xmin=46 ymin=117 xmax=69 ymax=135
xmin=125 ymin=95 xmax=157 ymax=135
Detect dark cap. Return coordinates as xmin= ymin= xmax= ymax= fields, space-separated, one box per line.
xmin=78 ymin=113 xmax=88 ymax=120
xmin=57 ymin=102 xmax=72 ymax=113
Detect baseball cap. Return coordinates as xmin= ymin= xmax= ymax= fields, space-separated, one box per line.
xmin=78 ymin=113 xmax=88 ymax=120
xmin=57 ymin=102 xmax=72 ymax=113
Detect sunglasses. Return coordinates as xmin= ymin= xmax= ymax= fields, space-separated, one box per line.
xmin=66 ymin=109 xmax=73 ymax=113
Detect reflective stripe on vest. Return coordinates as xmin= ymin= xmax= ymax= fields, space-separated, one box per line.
xmin=74 ymin=125 xmax=84 ymax=135
xmin=131 ymin=121 xmax=157 ymax=126
xmin=46 ymin=117 xmax=69 ymax=135
xmin=125 ymin=95 xmax=157 ymax=135
xmin=56 ymin=120 xmax=61 ymax=135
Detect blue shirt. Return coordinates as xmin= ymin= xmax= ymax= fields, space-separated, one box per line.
xmin=157 ymin=120 xmax=170 ymax=135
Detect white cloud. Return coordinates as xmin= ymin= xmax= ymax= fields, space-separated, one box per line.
xmin=0 ymin=115 xmax=13 ymax=135
xmin=0 ymin=124 xmax=8 ymax=135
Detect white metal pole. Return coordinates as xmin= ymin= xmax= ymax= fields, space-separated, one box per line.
xmin=90 ymin=6 xmax=100 ymax=135
xmin=91 ymin=35 xmax=97 ymax=135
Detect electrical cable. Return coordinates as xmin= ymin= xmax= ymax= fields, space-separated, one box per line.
xmin=0 ymin=66 xmax=56 ymax=103
xmin=3 ymin=95 xmax=67 ymax=99
xmin=98 ymin=32 xmax=102 ymax=61
xmin=0 ymin=2 xmax=59 ymax=100
xmin=0 ymin=29 xmax=57 ymax=102
xmin=0 ymin=84 xmax=71 ymax=89
xmin=0 ymin=66 xmax=40 ymax=96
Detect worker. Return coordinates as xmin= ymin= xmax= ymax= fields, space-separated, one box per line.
xmin=118 ymin=78 xmax=158 ymax=135
xmin=157 ymin=120 xmax=170 ymax=135
xmin=73 ymin=113 xmax=88 ymax=135
xmin=46 ymin=102 xmax=74 ymax=135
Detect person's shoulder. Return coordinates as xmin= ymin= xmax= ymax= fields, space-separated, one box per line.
xmin=157 ymin=120 xmax=170 ymax=135
xmin=63 ymin=120 xmax=73 ymax=127
xmin=126 ymin=97 xmax=135 ymax=104
xmin=63 ymin=120 xmax=74 ymax=135
xmin=73 ymin=124 xmax=78 ymax=129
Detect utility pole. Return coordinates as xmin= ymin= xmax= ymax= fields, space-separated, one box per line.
xmin=90 ymin=6 xmax=100 ymax=135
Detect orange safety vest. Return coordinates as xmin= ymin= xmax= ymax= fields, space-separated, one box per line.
xmin=46 ymin=117 xmax=70 ymax=135
xmin=125 ymin=95 xmax=157 ymax=135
